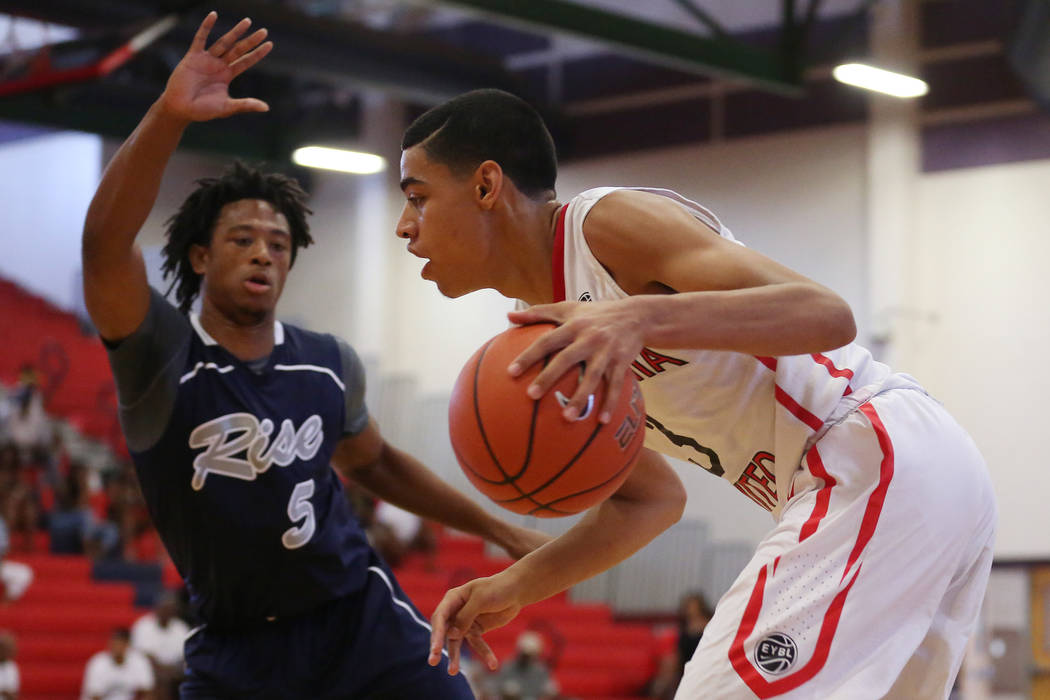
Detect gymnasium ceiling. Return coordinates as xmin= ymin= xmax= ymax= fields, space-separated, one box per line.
xmin=0 ymin=0 xmax=1035 ymax=163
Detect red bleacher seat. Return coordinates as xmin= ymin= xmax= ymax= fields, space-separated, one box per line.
xmin=394 ymin=534 xmax=659 ymax=699
xmin=2 ymin=550 xmax=141 ymax=700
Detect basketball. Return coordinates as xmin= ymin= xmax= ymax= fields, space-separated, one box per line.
xmin=449 ymin=322 xmax=646 ymax=517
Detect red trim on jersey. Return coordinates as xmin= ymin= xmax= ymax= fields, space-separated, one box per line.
xmin=798 ymin=446 xmax=836 ymax=543
xmin=728 ymin=400 xmax=895 ymax=697
xmin=811 ymin=353 xmax=854 ymax=395
xmin=551 ymin=204 xmax=568 ymax=303
xmin=774 ymin=386 xmax=824 ymax=432
xmin=755 ymin=356 xmax=778 ymax=371
xmin=755 ymin=356 xmax=826 ymax=432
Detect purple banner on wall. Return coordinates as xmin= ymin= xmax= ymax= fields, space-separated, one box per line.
xmin=922 ymin=111 xmax=1050 ymax=172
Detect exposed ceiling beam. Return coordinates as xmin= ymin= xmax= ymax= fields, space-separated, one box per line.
xmin=1 ymin=0 xmax=522 ymax=104
xmin=423 ymin=0 xmax=804 ymax=95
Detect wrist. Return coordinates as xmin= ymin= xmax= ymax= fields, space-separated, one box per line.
xmin=150 ymin=96 xmax=193 ymax=130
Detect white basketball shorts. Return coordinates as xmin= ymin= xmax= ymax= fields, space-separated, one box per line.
xmin=676 ymin=386 xmax=997 ymax=699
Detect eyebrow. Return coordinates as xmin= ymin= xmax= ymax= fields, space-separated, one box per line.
xmin=225 ymin=224 xmax=291 ymax=238
xmin=400 ymin=176 xmax=424 ymax=191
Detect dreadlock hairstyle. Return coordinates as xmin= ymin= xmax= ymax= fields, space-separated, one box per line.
xmin=160 ymin=161 xmax=314 ymax=313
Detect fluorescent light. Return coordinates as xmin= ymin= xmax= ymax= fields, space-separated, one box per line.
xmin=832 ymin=63 xmax=929 ymax=98
xmin=291 ymin=146 xmax=387 ymax=174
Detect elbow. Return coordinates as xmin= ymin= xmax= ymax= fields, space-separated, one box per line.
xmin=832 ymin=301 xmax=857 ymax=348
xmin=817 ymin=294 xmax=856 ymax=351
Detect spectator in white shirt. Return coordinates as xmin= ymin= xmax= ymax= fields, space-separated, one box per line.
xmin=131 ymin=594 xmax=188 ymax=700
xmin=81 ymin=628 xmax=154 ymax=700
xmin=0 ymin=630 xmax=18 ymax=700
xmin=0 ymin=517 xmax=32 ymax=604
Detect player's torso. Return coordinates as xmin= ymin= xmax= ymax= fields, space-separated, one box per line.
xmin=557 ymin=188 xmax=893 ymax=514
xmin=133 ymin=319 xmax=368 ymax=626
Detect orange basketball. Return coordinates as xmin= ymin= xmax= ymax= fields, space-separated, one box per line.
xmin=449 ymin=322 xmax=646 ymax=517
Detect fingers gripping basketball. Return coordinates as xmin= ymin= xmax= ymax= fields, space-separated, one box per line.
xmin=449 ymin=323 xmax=646 ymax=517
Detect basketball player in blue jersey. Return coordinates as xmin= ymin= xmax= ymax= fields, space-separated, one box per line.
xmin=81 ymin=15 xmax=547 ymax=699
xmin=397 ymin=90 xmax=997 ymax=699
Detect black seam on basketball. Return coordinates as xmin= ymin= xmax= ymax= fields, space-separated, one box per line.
xmin=469 ymin=336 xmax=546 ymax=507
xmin=493 ymin=417 xmax=605 ymax=504
xmin=529 ymin=428 xmax=646 ymax=512
xmin=516 ymin=353 xmax=547 ymax=479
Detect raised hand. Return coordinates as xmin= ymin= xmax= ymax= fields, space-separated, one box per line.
xmin=507 ymin=298 xmax=646 ymax=424
xmin=159 ymin=11 xmax=273 ymax=122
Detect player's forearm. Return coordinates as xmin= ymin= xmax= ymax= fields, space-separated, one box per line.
xmin=352 ymin=443 xmax=523 ymax=552
xmin=498 ymin=452 xmax=685 ymax=607
xmin=630 ymin=283 xmax=856 ymax=356
xmin=82 ymin=99 xmax=189 ymax=259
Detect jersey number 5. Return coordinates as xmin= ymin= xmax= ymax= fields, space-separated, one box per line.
xmin=282 ymin=479 xmax=316 ymax=549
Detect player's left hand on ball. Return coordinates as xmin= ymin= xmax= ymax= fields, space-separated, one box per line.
xmin=507 ymin=300 xmax=645 ymax=423
xmin=428 ymin=573 xmax=523 ymax=675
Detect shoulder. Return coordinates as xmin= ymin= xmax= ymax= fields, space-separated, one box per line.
xmin=577 ymin=189 xmax=723 ymax=295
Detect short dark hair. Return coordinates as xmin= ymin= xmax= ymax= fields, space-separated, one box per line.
xmin=111 ymin=627 xmax=131 ymax=642
xmin=161 ymin=161 xmax=314 ymax=313
xmin=402 ymin=89 xmax=557 ymax=200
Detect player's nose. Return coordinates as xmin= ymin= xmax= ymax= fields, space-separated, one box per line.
xmin=395 ymin=204 xmax=417 ymax=240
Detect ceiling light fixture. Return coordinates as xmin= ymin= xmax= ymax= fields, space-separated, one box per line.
xmin=291 ymin=146 xmax=387 ymax=174
xmin=832 ymin=63 xmax=929 ymax=98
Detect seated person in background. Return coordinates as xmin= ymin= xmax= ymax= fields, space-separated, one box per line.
xmin=0 ymin=630 xmax=18 ymax=700
xmin=131 ymin=593 xmax=189 ymax=700
xmin=647 ymin=591 xmax=712 ymax=700
xmin=492 ymin=631 xmax=558 ymax=700
xmin=374 ymin=500 xmax=437 ymax=569
xmin=81 ymin=628 xmax=154 ymax=700
xmin=0 ymin=517 xmax=32 ymax=604
xmin=0 ymin=446 xmax=40 ymax=555
xmin=5 ymin=365 xmax=51 ymax=466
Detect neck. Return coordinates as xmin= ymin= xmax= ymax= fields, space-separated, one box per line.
xmin=198 ymin=297 xmax=276 ymax=361
xmin=495 ymin=198 xmax=563 ymax=305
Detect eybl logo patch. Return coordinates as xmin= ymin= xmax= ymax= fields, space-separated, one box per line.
xmin=755 ymin=632 xmax=797 ymax=675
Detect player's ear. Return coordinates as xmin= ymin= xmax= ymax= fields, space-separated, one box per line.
xmin=474 ymin=160 xmax=503 ymax=210
xmin=188 ymin=243 xmax=209 ymax=275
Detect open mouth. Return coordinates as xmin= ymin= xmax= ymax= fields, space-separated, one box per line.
xmin=244 ymin=275 xmax=272 ymax=294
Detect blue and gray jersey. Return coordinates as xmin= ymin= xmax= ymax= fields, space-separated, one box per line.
xmin=106 ymin=288 xmax=372 ymax=630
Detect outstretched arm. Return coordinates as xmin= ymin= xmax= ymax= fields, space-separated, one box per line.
xmin=428 ymin=448 xmax=686 ymax=674
xmin=82 ymin=11 xmax=272 ymax=341
xmin=331 ymin=419 xmax=551 ymax=560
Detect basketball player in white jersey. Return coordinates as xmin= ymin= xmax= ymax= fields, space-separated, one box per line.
xmin=397 ymin=89 xmax=997 ymax=699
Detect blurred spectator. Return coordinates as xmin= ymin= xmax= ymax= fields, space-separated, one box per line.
xmin=374 ymin=500 xmax=437 ymax=569
xmin=343 ymin=482 xmax=409 ymax=567
xmin=0 ymin=445 xmax=40 ymax=554
xmin=493 ymin=631 xmax=558 ymax=700
xmin=0 ymin=630 xmax=18 ymax=700
xmin=131 ymin=593 xmax=189 ymax=700
xmin=5 ymin=365 xmax=51 ymax=464
xmin=81 ymin=627 xmax=154 ymax=700
xmin=49 ymin=461 xmax=119 ymax=558
xmin=647 ymin=591 xmax=712 ymax=700
xmin=0 ymin=517 xmax=33 ymax=604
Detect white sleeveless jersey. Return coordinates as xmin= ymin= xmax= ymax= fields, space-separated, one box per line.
xmin=545 ymin=187 xmax=897 ymax=518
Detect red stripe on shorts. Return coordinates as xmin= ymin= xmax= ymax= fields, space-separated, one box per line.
xmin=798 ymin=446 xmax=836 ymax=543
xmin=728 ymin=400 xmax=895 ymax=697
